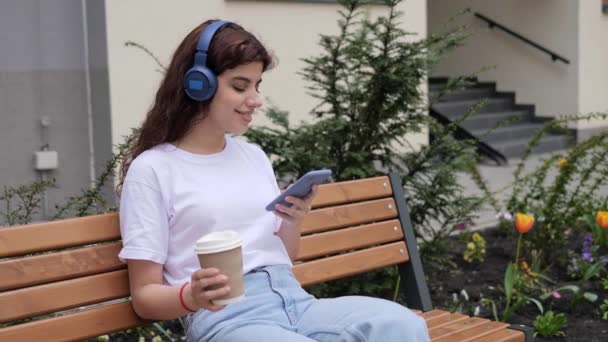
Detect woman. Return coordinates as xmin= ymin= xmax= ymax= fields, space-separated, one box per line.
xmin=118 ymin=19 xmax=430 ymax=342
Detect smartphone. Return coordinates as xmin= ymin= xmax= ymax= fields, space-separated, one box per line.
xmin=265 ymin=169 xmax=332 ymax=211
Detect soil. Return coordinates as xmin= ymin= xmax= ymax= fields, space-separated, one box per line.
xmin=427 ymin=227 xmax=608 ymax=342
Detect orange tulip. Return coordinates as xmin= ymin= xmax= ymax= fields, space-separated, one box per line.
xmin=558 ymin=158 xmax=567 ymax=168
xmin=514 ymin=213 xmax=534 ymax=234
xmin=596 ymin=211 xmax=608 ymax=229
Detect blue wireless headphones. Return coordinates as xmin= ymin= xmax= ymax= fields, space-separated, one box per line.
xmin=183 ymin=20 xmax=232 ymax=101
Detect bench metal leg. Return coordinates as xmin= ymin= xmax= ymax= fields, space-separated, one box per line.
xmin=508 ymin=324 xmax=535 ymax=341
xmin=389 ymin=173 xmax=433 ymax=312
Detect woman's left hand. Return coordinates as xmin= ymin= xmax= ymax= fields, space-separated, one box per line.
xmin=273 ymin=185 xmax=318 ymax=229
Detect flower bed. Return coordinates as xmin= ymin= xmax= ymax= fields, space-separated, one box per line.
xmin=428 ymin=222 xmax=608 ymax=342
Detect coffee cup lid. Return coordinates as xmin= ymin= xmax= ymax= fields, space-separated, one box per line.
xmin=195 ymin=230 xmax=242 ymax=254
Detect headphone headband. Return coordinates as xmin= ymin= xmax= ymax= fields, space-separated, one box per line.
xmin=196 ymin=20 xmax=231 ymax=54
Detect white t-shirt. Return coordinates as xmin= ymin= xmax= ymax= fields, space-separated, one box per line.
xmin=118 ymin=135 xmax=292 ymax=286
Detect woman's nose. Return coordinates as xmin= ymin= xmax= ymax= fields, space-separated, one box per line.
xmin=245 ymin=93 xmax=263 ymax=108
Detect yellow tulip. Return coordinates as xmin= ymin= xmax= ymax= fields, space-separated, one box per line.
xmin=514 ymin=213 xmax=534 ymax=234
xmin=472 ymin=232 xmax=482 ymax=242
xmin=558 ymin=158 xmax=567 ymax=168
xmin=596 ymin=211 xmax=608 ymax=229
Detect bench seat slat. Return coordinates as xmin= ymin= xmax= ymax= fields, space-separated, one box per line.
xmin=426 ymin=313 xmax=469 ymax=329
xmin=302 ymin=198 xmax=397 ymax=234
xmin=311 ymin=176 xmax=392 ymax=208
xmin=0 ymin=269 xmax=130 ymax=323
xmin=433 ymin=320 xmax=509 ymax=342
xmin=293 ymin=242 xmax=408 ymax=287
xmin=429 ymin=317 xmax=490 ymax=340
xmin=297 ymin=220 xmax=403 ymax=260
xmin=0 ymin=213 xmax=119 ymax=258
xmin=419 ymin=309 xmax=452 ymax=322
xmin=466 ymin=328 xmax=525 ymax=342
xmin=0 ymin=242 xmax=124 ymax=291
xmin=0 ymin=301 xmax=149 ymax=342
xmin=416 ymin=310 xmax=522 ymax=342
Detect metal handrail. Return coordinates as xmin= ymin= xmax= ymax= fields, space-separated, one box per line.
xmin=474 ymin=12 xmax=570 ymax=65
xmin=429 ymin=106 xmax=508 ymax=166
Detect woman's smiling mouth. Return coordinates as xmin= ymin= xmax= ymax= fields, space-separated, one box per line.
xmin=235 ymin=110 xmax=253 ymax=123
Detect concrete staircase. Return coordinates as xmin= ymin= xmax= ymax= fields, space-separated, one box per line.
xmin=429 ymin=77 xmax=572 ymax=160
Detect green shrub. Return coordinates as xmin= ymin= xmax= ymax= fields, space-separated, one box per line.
xmin=1 ymin=178 xmax=56 ymax=226
xmin=506 ymin=113 xmax=608 ymax=266
xmin=247 ymin=0 xmax=492 ymax=300
xmin=533 ymin=310 xmax=567 ymax=337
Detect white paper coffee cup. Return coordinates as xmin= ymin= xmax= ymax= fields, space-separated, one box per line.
xmin=195 ymin=231 xmax=245 ymax=305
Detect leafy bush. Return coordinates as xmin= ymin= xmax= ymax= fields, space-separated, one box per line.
xmin=600 ymin=299 xmax=608 ymax=320
xmin=246 ymin=0 xmax=492 ymax=299
xmin=506 ymin=113 xmax=608 ymax=266
xmin=533 ymin=310 xmax=567 ymax=337
xmin=1 ymin=178 xmax=56 ymax=225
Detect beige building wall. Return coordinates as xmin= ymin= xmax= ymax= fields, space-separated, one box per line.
xmin=105 ymin=0 xmax=428 ymax=149
xmin=428 ymin=0 xmax=579 ymax=119
xmin=577 ymin=0 xmax=608 ymax=132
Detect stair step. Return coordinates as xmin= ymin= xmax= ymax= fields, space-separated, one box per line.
xmin=428 ymin=80 xmax=493 ymax=93
xmin=430 ymin=87 xmax=496 ymax=102
xmin=453 ymin=110 xmax=532 ymax=131
xmin=470 ymin=123 xmax=546 ymax=143
xmin=429 ymin=76 xmax=573 ymax=160
xmin=495 ymin=135 xmax=572 ymax=158
xmin=432 ymin=97 xmax=515 ymax=117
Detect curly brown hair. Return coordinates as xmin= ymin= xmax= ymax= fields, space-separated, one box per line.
xmin=117 ymin=20 xmax=275 ymax=195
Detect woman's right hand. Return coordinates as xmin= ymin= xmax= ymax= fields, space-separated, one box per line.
xmin=187 ymin=267 xmax=231 ymax=311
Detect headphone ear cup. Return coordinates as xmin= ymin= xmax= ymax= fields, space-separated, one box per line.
xmin=183 ymin=66 xmax=218 ymax=101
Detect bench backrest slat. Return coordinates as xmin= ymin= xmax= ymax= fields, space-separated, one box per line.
xmin=297 ymin=220 xmax=403 ymax=260
xmin=0 ymin=269 xmax=130 ymax=323
xmin=293 ymin=241 xmax=409 ymax=287
xmin=0 ymin=242 xmax=124 ymax=291
xmin=0 ymin=214 xmax=119 ymax=258
xmin=302 ymin=198 xmax=397 ymax=234
xmin=310 ymin=176 xmax=392 ymax=208
xmin=0 ymin=301 xmax=148 ymax=342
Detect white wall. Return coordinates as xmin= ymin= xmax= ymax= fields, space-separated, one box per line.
xmin=578 ymin=0 xmax=608 ymax=129
xmin=105 ymin=0 xmax=427 ymax=149
xmin=428 ymin=0 xmax=579 ymax=119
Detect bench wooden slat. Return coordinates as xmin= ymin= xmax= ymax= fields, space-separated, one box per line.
xmin=311 ymin=176 xmax=392 ymax=208
xmin=426 ymin=313 xmax=469 ymax=329
xmin=419 ymin=309 xmax=452 ymax=322
xmin=293 ymin=241 xmax=408 ymax=287
xmin=429 ymin=317 xmax=490 ymax=340
xmin=468 ymin=328 xmax=525 ymax=342
xmin=433 ymin=320 xmax=509 ymax=342
xmin=0 ymin=270 xmax=130 ymax=323
xmin=0 ymin=242 xmax=124 ymax=291
xmin=302 ymin=198 xmax=397 ymax=234
xmin=297 ymin=220 xmax=403 ymax=260
xmin=0 ymin=213 xmax=119 ymax=258
xmin=0 ymin=301 xmax=149 ymax=342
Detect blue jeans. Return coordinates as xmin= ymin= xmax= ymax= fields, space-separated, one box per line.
xmin=185 ymin=265 xmax=430 ymax=341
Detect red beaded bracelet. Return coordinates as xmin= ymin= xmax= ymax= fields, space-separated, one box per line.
xmin=179 ymin=282 xmax=197 ymax=313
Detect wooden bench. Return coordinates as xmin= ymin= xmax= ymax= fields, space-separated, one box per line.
xmin=0 ymin=174 xmax=533 ymax=341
